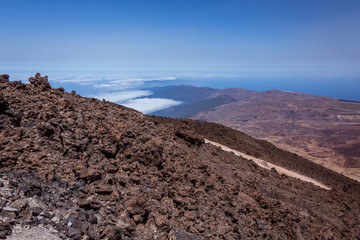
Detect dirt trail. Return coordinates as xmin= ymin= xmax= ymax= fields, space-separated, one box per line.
xmin=205 ymin=139 xmax=331 ymax=190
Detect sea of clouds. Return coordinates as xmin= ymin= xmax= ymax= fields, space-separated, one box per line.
xmin=48 ymin=72 xmax=186 ymax=114
xmin=41 ymin=72 xmax=242 ymax=113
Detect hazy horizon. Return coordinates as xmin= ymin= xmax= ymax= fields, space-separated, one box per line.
xmin=1 ymin=0 xmax=360 ymax=111
xmin=4 ymin=70 xmax=360 ymax=114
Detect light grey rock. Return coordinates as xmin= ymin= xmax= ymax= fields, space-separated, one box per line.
xmin=3 ymin=206 xmax=17 ymax=212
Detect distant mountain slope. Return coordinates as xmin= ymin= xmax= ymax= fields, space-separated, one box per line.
xmin=1 ymin=74 xmax=360 ymax=239
xmin=153 ymin=95 xmax=236 ymax=118
xmin=146 ymin=85 xmax=218 ymax=102
xmin=151 ymin=85 xmax=360 ymax=181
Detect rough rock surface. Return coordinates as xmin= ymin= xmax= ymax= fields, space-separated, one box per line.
xmin=148 ymin=117 xmax=360 ymax=196
xmin=27 ymin=73 xmax=51 ymax=90
xmin=0 ymin=74 xmax=359 ymax=239
xmin=0 ymin=75 xmax=9 ymax=84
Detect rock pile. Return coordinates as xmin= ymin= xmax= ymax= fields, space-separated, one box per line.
xmin=0 ymin=75 xmax=9 ymax=84
xmin=0 ymin=74 xmax=359 ymax=239
xmin=28 ymin=73 xmax=51 ymax=90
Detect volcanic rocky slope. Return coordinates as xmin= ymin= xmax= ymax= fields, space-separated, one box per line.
xmin=0 ymin=74 xmax=360 ymax=239
xmin=147 ymin=116 xmax=360 ymax=194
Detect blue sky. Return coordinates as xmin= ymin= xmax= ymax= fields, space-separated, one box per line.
xmin=1 ymin=0 xmax=360 ymax=72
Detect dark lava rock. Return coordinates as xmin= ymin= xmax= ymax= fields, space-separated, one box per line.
xmin=67 ymin=227 xmax=83 ymax=239
xmin=10 ymin=199 xmax=28 ymax=213
xmin=175 ymin=127 xmax=204 ymax=146
xmin=31 ymin=207 xmax=42 ymax=216
xmin=94 ymin=185 xmax=113 ymax=195
xmin=0 ymin=221 xmax=11 ymax=239
xmin=171 ymin=227 xmax=205 ymax=240
xmin=86 ymin=212 xmax=97 ymax=224
xmin=0 ymin=94 xmax=8 ymax=114
xmin=77 ymin=167 xmax=102 ymax=183
xmin=0 ymin=74 xmax=9 ymax=84
xmin=28 ymin=73 xmax=51 ymax=90
xmin=0 ymin=73 xmax=359 ymax=239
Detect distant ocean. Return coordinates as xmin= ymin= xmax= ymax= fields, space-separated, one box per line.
xmin=4 ymin=70 xmax=360 ymax=113
xmin=193 ymin=76 xmax=360 ymax=102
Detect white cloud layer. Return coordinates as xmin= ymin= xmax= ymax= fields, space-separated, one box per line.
xmin=123 ymin=98 xmax=182 ymax=114
xmin=91 ymin=90 xmax=152 ymax=103
xmin=92 ymin=77 xmax=177 ymax=90
xmin=50 ymin=74 xmax=178 ymax=89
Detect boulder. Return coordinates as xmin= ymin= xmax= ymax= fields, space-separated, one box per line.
xmin=0 ymin=74 xmax=9 ymax=83
xmin=0 ymin=94 xmax=8 ymax=113
xmin=28 ymin=73 xmax=51 ymax=90
xmin=0 ymin=221 xmax=11 ymax=239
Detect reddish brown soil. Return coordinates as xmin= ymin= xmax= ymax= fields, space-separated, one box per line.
xmin=0 ymin=74 xmax=360 ymax=239
xmin=148 ymin=116 xmax=360 ymax=196
xmin=154 ymin=85 xmax=360 ymax=181
xmin=190 ymin=89 xmax=360 ymax=181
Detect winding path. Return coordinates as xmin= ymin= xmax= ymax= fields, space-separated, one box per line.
xmin=205 ymin=139 xmax=331 ymax=190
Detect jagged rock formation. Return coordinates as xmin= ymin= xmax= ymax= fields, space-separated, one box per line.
xmin=0 ymin=74 xmax=359 ymax=239
xmin=27 ymin=73 xmax=51 ymax=90
xmin=0 ymin=75 xmax=9 ymax=84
